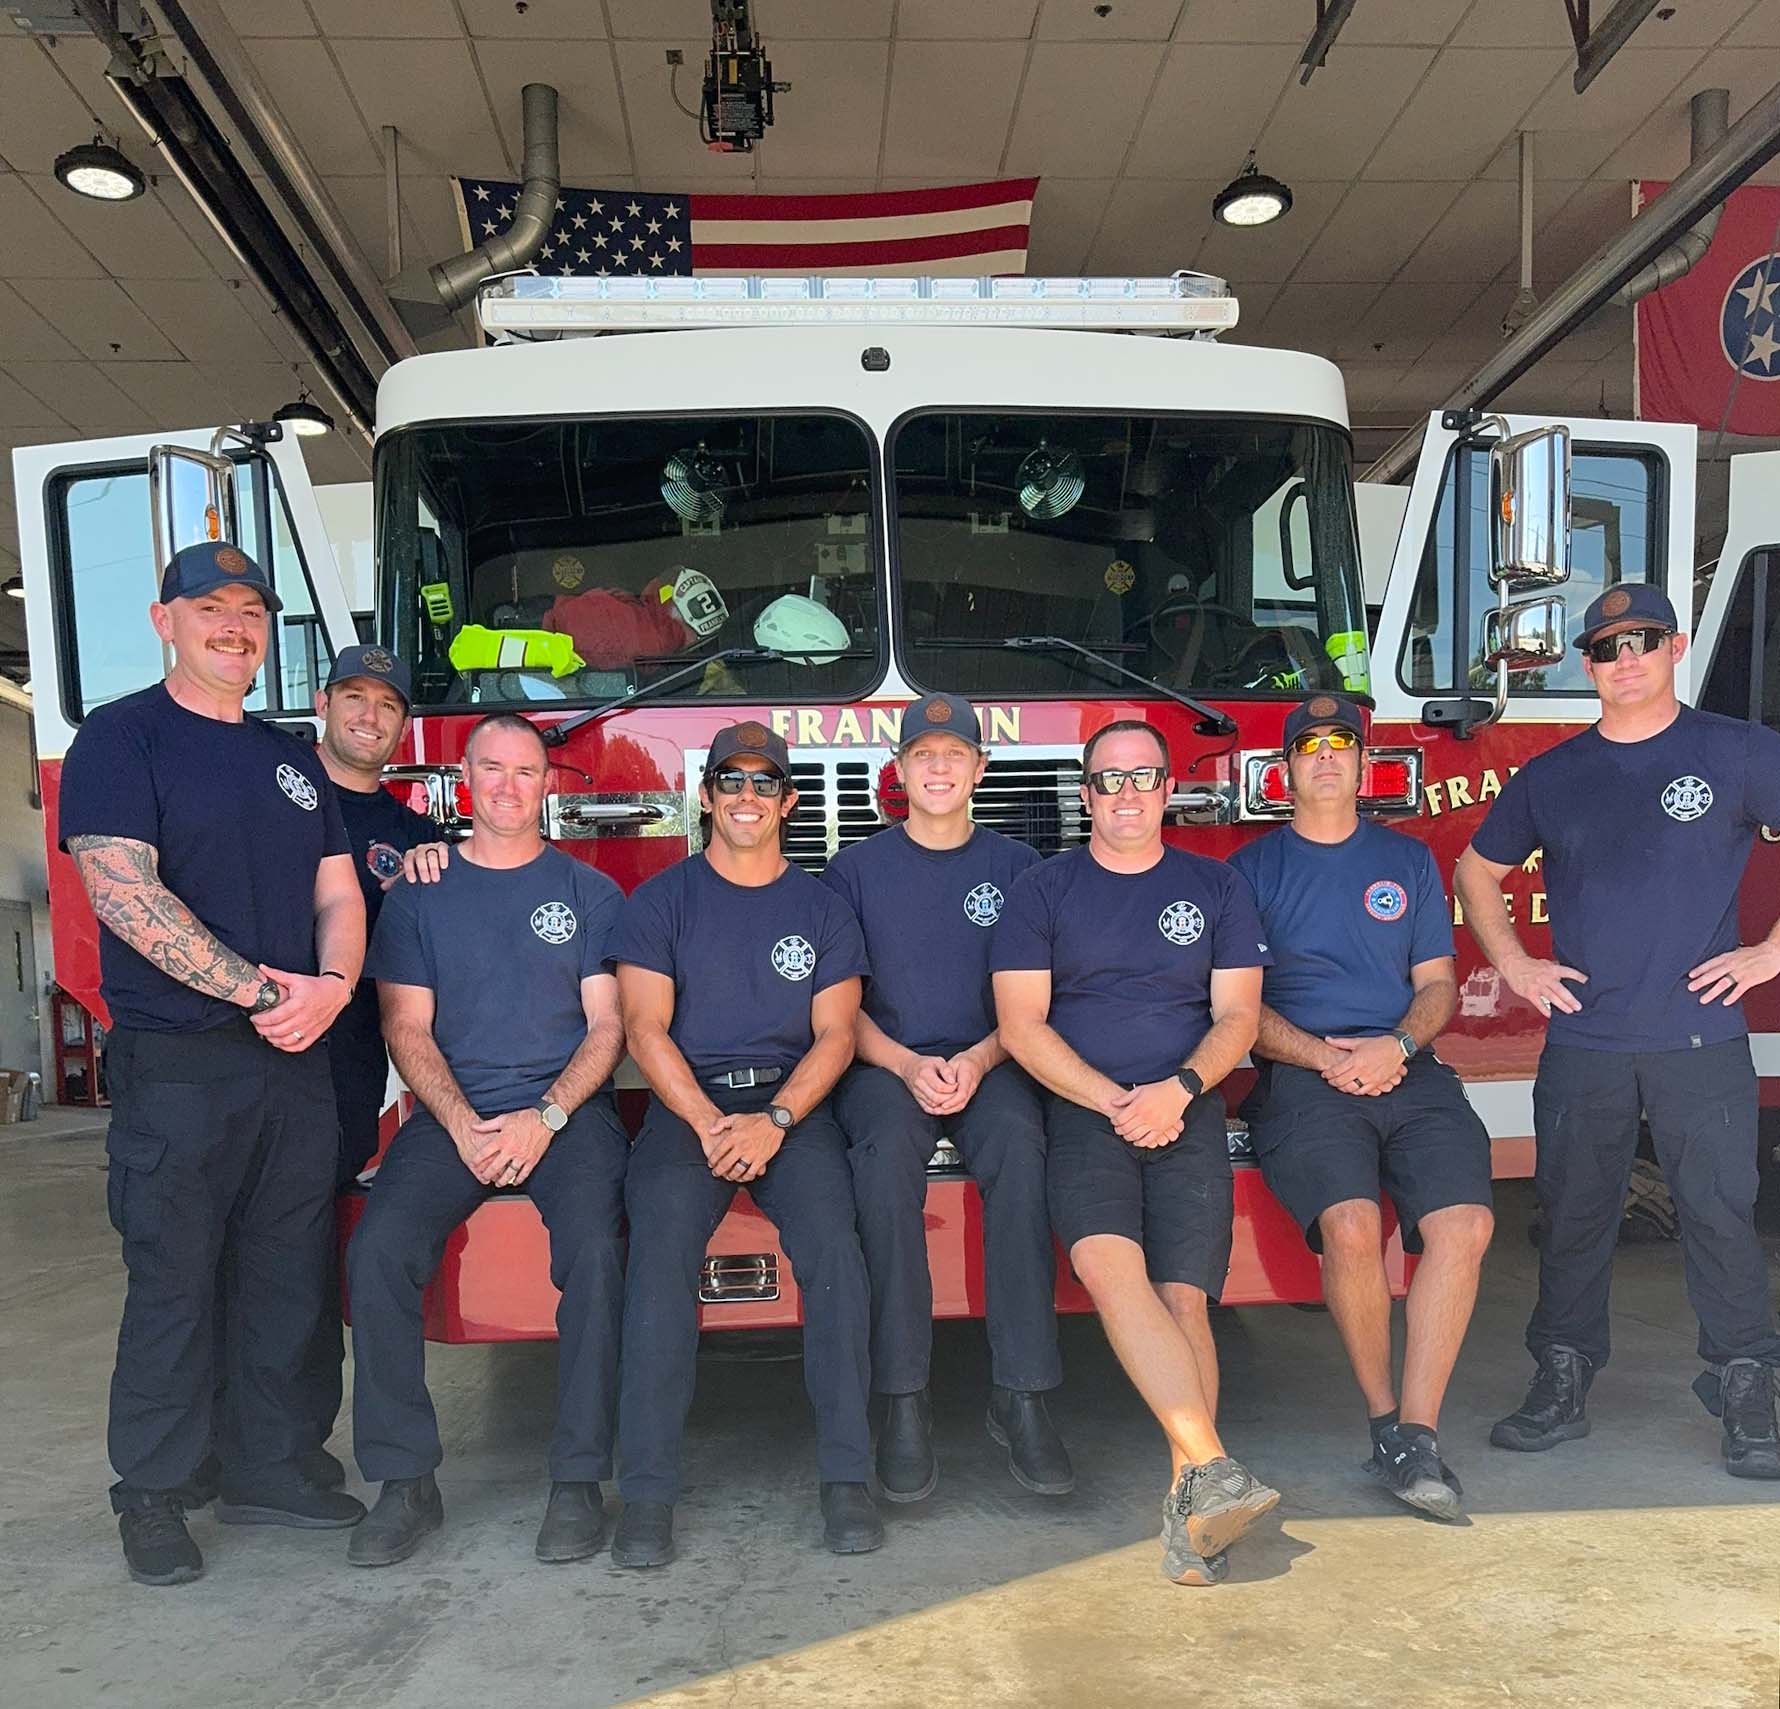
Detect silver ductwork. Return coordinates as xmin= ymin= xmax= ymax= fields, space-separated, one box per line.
xmin=388 ymin=82 xmax=560 ymax=334
xmin=1613 ymin=88 xmax=1729 ymax=306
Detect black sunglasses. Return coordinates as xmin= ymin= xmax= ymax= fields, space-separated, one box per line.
xmin=707 ymin=767 xmax=786 ymax=798
xmin=1585 ymin=625 xmax=1673 ymax=664
xmin=1086 ymin=766 xmax=1166 ymax=795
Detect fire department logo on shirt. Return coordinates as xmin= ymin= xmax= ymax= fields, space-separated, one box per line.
xmin=1662 ymin=775 xmax=1714 ymax=822
xmin=276 ymin=764 xmax=318 ymax=811
xmin=1364 ymin=879 xmax=1408 ymax=921
xmin=366 ymin=841 xmax=404 ymax=881
xmin=963 ymin=882 xmax=1004 ymax=926
xmin=530 ymin=901 xmax=578 ymax=944
xmin=1158 ymin=900 xmax=1204 ymax=946
xmin=772 ymin=935 xmax=816 ymax=980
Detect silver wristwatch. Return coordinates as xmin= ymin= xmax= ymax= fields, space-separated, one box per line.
xmin=536 ymin=1099 xmax=568 ymax=1133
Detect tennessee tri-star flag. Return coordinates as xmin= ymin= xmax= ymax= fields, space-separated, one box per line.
xmin=1634 ymin=181 xmax=1780 ymax=435
xmin=452 ymin=177 xmax=1037 ymax=278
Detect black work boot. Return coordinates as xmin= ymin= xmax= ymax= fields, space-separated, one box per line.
xmin=217 ymin=1468 xmax=366 ymax=1529
xmin=118 ymin=1495 xmax=203 ymax=1587
xmin=1490 ymin=1345 xmax=1593 ymax=1452
xmin=986 ymin=1386 xmax=1075 ymax=1495
xmin=875 ymin=1390 xmax=937 ymax=1503
xmin=1701 ymin=1360 xmax=1780 ymax=1480
xmin=534 ymin=1481 xmax=608 ymax=1563
xmin=301 ymin=1446 xmax=347 ymax=1492
xmin=820 ymin=1481 xmax=884 ymax=1554
xmin=611 ymin=1500 xmax=675 ymax=1568
xmin=346 ymin=1475 xmax=443 ymax=1567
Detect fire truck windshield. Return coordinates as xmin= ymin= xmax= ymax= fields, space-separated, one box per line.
xmin=893 ymin=413 xmax=1369 ymax=702
xmin=376 ymin=413 xmax=881 ymax=712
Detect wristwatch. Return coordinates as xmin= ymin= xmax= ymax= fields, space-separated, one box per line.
xmin=536 ymin=1099 xmax=568 ymax=1133
xmin=1176 ymin=1067 xmax=1204 ymax=1101
xmin=767 ymin=1103 xmax=795 ymax=1131
xmin=1394 ymin=1031 xmax=1418 ymax=1062
xmin=251 ymin=978 xmax=283 ymax=1014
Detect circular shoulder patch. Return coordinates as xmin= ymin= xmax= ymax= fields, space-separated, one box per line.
xmin=734 ymin=720 xmax=771 ymax=748
xmin=1307 ymin=694 xmax=1338 ymax=718
xmin=214 ymin=546 xmax=249 ymax=576
xmin=1364 ymin=879 xmax=1408 ymax=922
xmin=925 ymin=700 xmax=952 ymax=723
xmin=1601 ymin=587 xmax=1632 ymax=618
xmin=530 ymin=901 xmax=578 ymax=944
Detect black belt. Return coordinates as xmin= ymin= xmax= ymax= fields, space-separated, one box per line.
xmin=706 ymin=1066 xmax=783 ymax=1089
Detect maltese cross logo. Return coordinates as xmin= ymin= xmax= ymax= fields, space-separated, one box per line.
xmin=1158 ymin=900 xmax=1204 ymax=946
xmin=276 ymin=764 xmax=318 ymax=811
xmin=530 ymin=902 xmax=577 ymax=944
xmin=772 ymin=935 xmax=816 ymax=980
xmin=1661 ymin=776 xmax=1713 ymax=822
xmin=963 ymin=882 xmax=1004 ymax=927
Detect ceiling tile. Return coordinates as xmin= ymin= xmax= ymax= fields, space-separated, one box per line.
xmin=1252 ymin=46 xmax=1436 ymax=181
xmin=1339 ymin=362 xmax=1415 ymax=408
xmin=1124 ymin=41 xmax=1300 ymax=180
xmin=34 ymin=179 xmax=217 ymax=281
xmin=1527 ymin=179 xmax=1634 ymax=285
xmin=0 ymin=37 xmax=103 ymax=175
xmin=1254 ymin=280 xmax=1385 ymax=349
xmin=1294 ymin=182 xmax=1463 ymax=283
xmin=0 ymin=280 xmax=82 ymax=362
xmin=882 ymin=41 xmax=1025 ymax=178
xmin=1366 ymin=48 xmax=1569 ymax=181
xmin=459 ymin=0 xmax=608 ymax=36
xmin=101 ymin=361 xmax=240 ymax=427
xmin=1728 ymin=1 xmax=1780 ymax=45
xmin=896 ymin=0 xmax=1038 ymax=37
xmin=334 ymin=39 xmax=510 ymax=179
xmin=1333 ymin=281 xmax=1473 ymax=362
xmin=1005 ymin=42 xmax=1168 ymax=176
xmin=1452 ymin=0 xmax=1577 ymax=48
xmin=1340 ymin=0 xmax=1472 ymax=44
xmin=226 ymin=0 xmax=317 ymax=35
xmin=1419 ymin=283 xmax=1518 ymax=358
xmin=755 ymin=0 xmax=896 ymax=36
xmin=0 ymin=174 xmax=104 ymax=279
xmin=1396 ymin=179 xmax=1519 ymax=282
xmin=122 ymin=278 xmax=285 ymax=365
xmin=1174 ymin=0 xmax=1304 ymax=43
xmin=6 ymin=361 xmax=151 ymax=434
xmin=1518 ymin=47 xmax=1703 ymax=138
xmin=1465 ymin=0 xmax=1753 ymax=51
xmin=606 ymin=0 xmax=714 ymax=37
xmin=304 ymin=0 xmax=462 ymax=36
xmin=1193 ymin=176 xmax=1346 ymax=282
xmin=0 ymin=367 xmax=71 ymax=430
xmin=1036 ymin=0 xmax=1184 ymax=41
xmin=1024 ymin=177 xmax=1115 ymax=273
xmin=240 ymin=38 xmax=378 ymax=178
xmin=475 ymin=40 xmax=633 ymax=179
xmin=1084 ymin=177 xmax=1214 ymax=273
xmin=10 ymin=277 xmax=182 ymax=360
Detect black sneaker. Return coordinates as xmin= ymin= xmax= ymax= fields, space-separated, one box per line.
xmin=1490 ymin=1345 xmax=1593 ymax=1452
xmin=986 ymin=1387 xmax=1075 ymax=1496
xmin=1366 ymin=1423 xmax=1464 ymax=1521
xmin=301 ymin=1446 xmax=348 ymax=1492
xmin=1707 ymin=1360 xmax=1780 ymax=1480
xmin=876 ymin=1390 xmax=937 ymax=1503
xmin=820 ymin=1481 xmax=884 ymax=1555
xmin=347 ymin=1475 xmax=444 ymax=1567
xmin=217 ymin=1471 xmax=366 ymax=1529
xmin=118 ymin=1495 xmax=203 ymax=1587
xmin=534 ymin=1481 xmax=608 ymax=1563
xmin=1181 ymin=1455 xmax=1280 ymax=1559
xmin=611 ymin=1500 xmax=675 ymax=1568
xmin=1160 ymin=1469 xmax=1228 ymax=1587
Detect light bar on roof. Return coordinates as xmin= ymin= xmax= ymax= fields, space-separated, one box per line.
xmin=474 ymin=272 xmax=1241 ymax=338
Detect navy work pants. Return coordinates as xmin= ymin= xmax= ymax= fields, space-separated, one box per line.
xmin=1530 ymin=1037 xmax=1780 ymax=1370
xmin=347 ymin=1095 xmax=629 ymax=1483
xmin=104 ymin=1019 xmax=336 ymax=1510
xmin=617 ymin=1088 xmax=872 ymax=1504
xmin=832 ymin=1062 xmax=1061 ymax=1395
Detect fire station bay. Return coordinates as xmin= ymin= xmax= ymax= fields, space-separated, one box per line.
xmin=3 ymin=6 xmax=1780 ymax=1707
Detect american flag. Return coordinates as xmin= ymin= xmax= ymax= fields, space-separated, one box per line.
xmin=452 ymin=178 xmax=1037 ymax=278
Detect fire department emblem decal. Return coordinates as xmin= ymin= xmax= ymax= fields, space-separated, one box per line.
xmin=361 ymin=646 xmax=396 ymax=674
xmin=1601 ymin=587 xmax=1632 ymax=618
xmin=1307 ymin=695 xmax=1339 ymax=719
xmin=1365 ymin=879 xmax=1408 ymax=922
xmin=772 ymin=935 xmax=815 ymax=980
xmin=214 ymin=546 xmax=249 ymax=576
xmin=530 ymin=902 xmax=578 ymax=944
xmin=963 ymin=882 xmax=1004 ymax=926
xmin=1158 ymin=900 xmax=1204 ymax=946
xmin=276 ymin=764 xmax=318 ymax=811
xmin=1662 ymin=775 xmax=1713 ymax=822
xmin=366 ymin=841 xmax=404 ymax=881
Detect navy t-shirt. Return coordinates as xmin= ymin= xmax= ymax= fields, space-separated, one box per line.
xmin=57 ymin=684 xmax=349 ymax=1034
xmin=990 ymin=845 xmax=1272 ymax=1086
xmin=1470 ymin=705 xmax=1780 ymax=1052
xmin=613 ymin=854 xmax=869 ymax=1080
xmin=367 ymin=844 xmax=622 ymax=1111
xmin=822 ymin=824 xmax=1041 ymax=1058
xmin=1229 ymin=821 xmax=1453 ymax=1038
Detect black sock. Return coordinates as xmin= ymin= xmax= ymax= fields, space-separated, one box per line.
xmin=1368 ymin=1409 xmax=1399 ymax=1445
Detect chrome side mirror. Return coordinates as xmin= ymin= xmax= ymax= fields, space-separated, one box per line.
xmin=1483 ymin=595 xmax=1567 ymax=672
xmin=1489 ymin=425 xmax=1571 ymax=591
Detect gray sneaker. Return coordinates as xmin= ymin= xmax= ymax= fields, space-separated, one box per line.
xmin=1182 ymin=1455 xmax=1280 ymax=1559
xmin=1161 ymin=1468 xmax=1229 ymax=1586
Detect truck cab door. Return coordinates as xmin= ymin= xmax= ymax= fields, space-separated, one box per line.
xmin=1366 ymin=410 xmax=1699 ymax=728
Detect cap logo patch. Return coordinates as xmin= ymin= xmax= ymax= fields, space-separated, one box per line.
xmin=1364 ymin=879 xmax=1408 ymax=922
xmin=963 ymin=881 xmax=1003 ymax=926
xmin=214 ymin=547 xmax=249 ymax=576
xmin=1601 ymin=588 xmax=1632 ymax=618
xmin=771 ymin=934 xmax=815 ymax=981
xmin=361 ymin=646 xmax=395 ymax=674
xmin=530 ymin=901 xmax=578 ymax=944
xmin=1307 ymin=695 xmax=1338 ymax=718
xmin=1661 ymin=775 xmax=1713 ymax=822
xmin=1158 ymin=899 xmax=1204 ymax=946
xmin=925 ymin=700 xmax=952 ymax=723
xmin=551 ymin=554 xmax=586 ymax=590
xmin=276 ymin=763 xmax=318 ymax=812
xmin=734 ymin=721 xmax=771 ymax=748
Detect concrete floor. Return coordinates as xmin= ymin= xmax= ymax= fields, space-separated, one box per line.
xmin=2 ymin=1120 xmax=1777 ymax=1709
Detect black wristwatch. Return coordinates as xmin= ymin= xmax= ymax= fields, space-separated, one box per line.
xmin=1176 ymin=1067 xmax=1204 ymax=1101
xmin=1394 ymin=1030 xmax=1418 ymax=1062
xmin=767 ymin=1103 xmax=795 ymax=1131
xmin=251 ymin=978 xmax=282 ymax=1014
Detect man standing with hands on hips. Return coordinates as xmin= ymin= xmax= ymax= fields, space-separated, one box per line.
xmin=1456 ymin=583 xmax=1780 ymax=1478
xmin=59 ymin=540 xmax=367 ymax=1586
xmin=993 ymin=720 xmax=1276 ymax=1587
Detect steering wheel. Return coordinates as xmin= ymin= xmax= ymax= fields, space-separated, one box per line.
xmin=1123 ymin=597 xmax=1250 ymax=671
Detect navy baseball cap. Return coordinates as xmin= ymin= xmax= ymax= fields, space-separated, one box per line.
xmin=896 ymin=692 xmax=983 ymax=749
xmin=1573 ymin=582 xmax=1679 ymax=651
xmin=326 ymin=642 xmax=412 ymax=708
xmin=158 ymin=540 xmax=283 ymax=613
xmin=706 ymin=719 xmax=792 ymax=777
xmin=1282 ymin=691 xmax=1366 ymax=750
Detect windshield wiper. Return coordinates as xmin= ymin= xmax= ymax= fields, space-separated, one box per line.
xmin=923 ymin=635 xmax=1237 ymax=737
xmin=541 ymin=647 xmax=871 ymax=746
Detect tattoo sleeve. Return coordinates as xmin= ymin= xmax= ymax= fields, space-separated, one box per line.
xmin=66 ymin=835 xmax=263 ymax=1007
